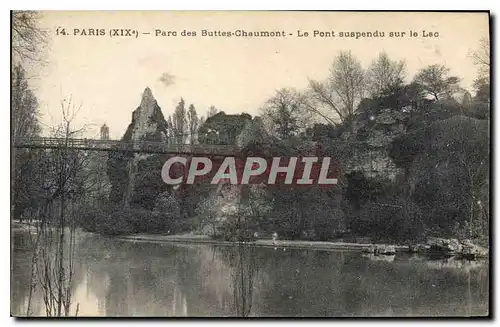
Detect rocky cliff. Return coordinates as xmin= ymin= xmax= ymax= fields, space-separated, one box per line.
xmin=122 ymin=87 xmax=169 ymax=143
xmin=108 ymin=88 xmax=170 ymax=208
xmin=342 ymin=108 xmax=408 ymax=181
xmin=198 ymin=112 xmax=253 ymax=145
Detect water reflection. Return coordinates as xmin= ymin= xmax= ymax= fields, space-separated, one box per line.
xmin=224 ymin=244 xmax=255 ymax=317
xmin=11 ymin=231 xmax=489 ymax=317
xmin=362 ymin=253 xmax=396 ymax=263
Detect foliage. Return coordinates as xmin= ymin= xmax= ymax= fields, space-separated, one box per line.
xmin=366 ymin=51 xmax=406 ymax=98
xmin=409 ymin=116 xmax=489 ymax=238
xmin=413 ymin=64 xmax=460 ymax=101
xmin=79 ymin=201 xmax=180 ymax=236
xmin=264 ymin=184 xmax=343 ymax=240
xmin=470 ymin=38 xmax=490 ymax=118
xmin=260 ymin=88 xmax=311 ymax=139
xmin=187 ymin=103 xmax=199 ymax=144
xmin=129 ymin=154 xmax=168 ymax=210
xmin=352 ymin=197 xmax=426 ymax=244
xmin=388 ymin=131 xmax=424 ymax=176
xmin=470 ymin=37 xmax=490 ymax=81
xmin=198 ymin=111 xmax=253 ymax=145
xmin=12 ymin=65 xmax=42 ymax=220
xmin=15 ymin=49 xmax=490 ymax=246
xmin=170 ymin=98 xmax=188 ymax=145
xmin=12 ymin=65 xmax=40 ymax=141
xmin=308 ymin=51 xmax=365 ymax=123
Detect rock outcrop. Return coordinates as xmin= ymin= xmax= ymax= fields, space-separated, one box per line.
xmin=341 ymin=108 xmax=408 ymax=181
xmin=122 ymin=87 xmax=169 ymax=143
xmin=108 ymin=87 xmax=170 ymax=208
xmin=362 ymin=244 xmax=396 ymax=255
xmin=427 ymin=237 xmax=463 ymax=254
xmin=198 ymin=112 xmax=252 ymax=145
xmin=458 ymin=239 xmax=489 ymax=260
xmin=411 ymin=237 xmax=489 ymax=259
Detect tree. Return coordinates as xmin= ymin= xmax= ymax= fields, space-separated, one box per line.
xmin=207 ymin=105 xmax=219 ymax=118
xmin=12 ymin=13 xmax=45 ymax=215
xmin=197 ymin=106 xmax=219 ymax=132
xmin=12 ymin=13 xmax=46 ymax=214
xmin=409 ymin=116 xmax=489 ymax=238
xmin=152 ymin=191 xmax=181 ymax=231
xmin=389 ymin=133 xmax=423 ymax=179
xmin=267 ymin=185 xmax=342 ymax=240
xmin=12 ymin=65 xmax=40 ymax=142
xmin=195 ymin=193 xmax=221 ymax=238
xmin=366 ymin=52 xmax=406 ymax=98
xmin=461 ymin=90 xmax=473 ymax=115
xmin=308 ymin=51 xmax=365 ymax=124
xmin=187 ymin=104 xmax=199 ymax=144
xmin=470 ymin=37 xmax=490 ymax=79
xmin=470 ymin=38 xmax=490 ymax=107
xmin=25 ymin=97 xmax=92 ymax=316
xmin=171 ymin=98 xmax=187 ymax=145
xmin=12 ymin=64 xmax=41 ymax=221
xmin=435 ymin=117 xmax=489 ymax=237
xmin=12 ymin=11 xmax=47 ymax=63
xmin=413 ymin=64 xmax=460 ymax=101
xmin=260 ymin=88 xmax=310 ymax=139
xmin=473 ymin=76 xmax=490 ymax=105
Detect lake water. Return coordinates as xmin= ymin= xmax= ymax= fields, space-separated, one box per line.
xmin=11 ymin=230 xmax=489 ymax=317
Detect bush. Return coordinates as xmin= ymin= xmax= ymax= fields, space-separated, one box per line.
xmin=216 ymin=220 xmax=257 ymax=242
xmin=97 ymin=208 xmax=138 ymax=236
xmin=349 ymin=197 xmax=426 ymax=244
xmin=79 ymin=204 xmax=176 ymax=236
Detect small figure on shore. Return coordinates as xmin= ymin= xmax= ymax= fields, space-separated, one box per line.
xmin=362 ymin=244 xmax=376 ymax=254
xmin=272 ymin=232 xmax=278 ymax=246
xmin=253 ymin=231 xmax=259 ymax=239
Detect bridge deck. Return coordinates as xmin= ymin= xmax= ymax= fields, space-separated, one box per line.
xmin=14 ymin=137 xmax=241 ymax=156
xmin=13 ymin=138 xmax=404 ymax=175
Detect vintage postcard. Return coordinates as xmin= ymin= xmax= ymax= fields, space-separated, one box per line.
xmin=11 ymin=11 xmax=490 ymax=317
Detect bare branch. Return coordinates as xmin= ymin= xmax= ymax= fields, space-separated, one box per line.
xmin=308 ymin=51 xmax=365 ymax=123
xmin=12 ymin=11 xmax=48 ymax=64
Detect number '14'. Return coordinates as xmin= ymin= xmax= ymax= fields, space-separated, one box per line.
xmin=56 ymin=27 xmax=67 ymax=36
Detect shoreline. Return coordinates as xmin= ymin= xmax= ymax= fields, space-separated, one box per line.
xmin=118 ymin=234 xmax=410 ymax=252
xmin=13 ymin=221 xmax=487 ymax=258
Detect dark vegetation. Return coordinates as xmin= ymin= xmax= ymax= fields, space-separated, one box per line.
xmin=14 ymin=43 xmax=490 ymax=246
xmin=10 ymin=12 xmax=490 ymax=318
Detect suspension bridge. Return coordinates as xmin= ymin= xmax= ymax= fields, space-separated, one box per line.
xmin=13 ymin=137 xmax=241 ymax=156
xmin=13 ymin=137 xmax=404 ymax=179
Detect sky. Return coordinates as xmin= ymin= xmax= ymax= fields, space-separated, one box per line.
xmin=26 ymin=11 xmax=489 ymax=139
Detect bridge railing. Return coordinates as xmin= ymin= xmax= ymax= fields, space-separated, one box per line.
xmin=14 ymin=137 xmax=242 ymax=155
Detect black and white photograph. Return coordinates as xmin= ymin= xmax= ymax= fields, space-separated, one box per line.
xmin=10 ymin=10 xmax=491 ymax=318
